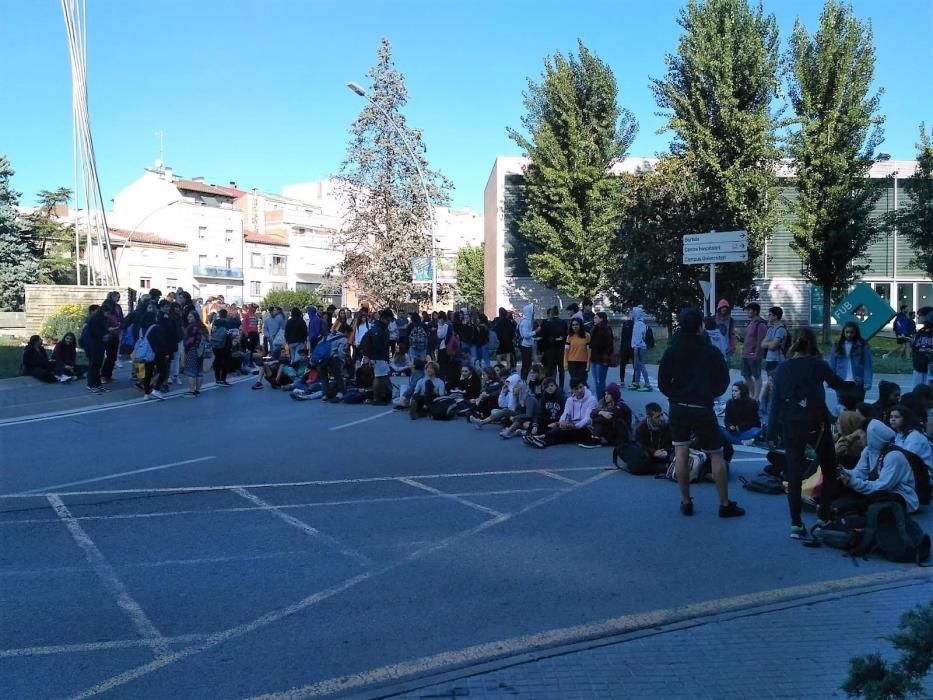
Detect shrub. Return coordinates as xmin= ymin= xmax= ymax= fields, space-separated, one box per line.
xmin=40 ymin=303 xmax=86 ymax=343
xmin=260 ymin=289 xmax=322 ymax=313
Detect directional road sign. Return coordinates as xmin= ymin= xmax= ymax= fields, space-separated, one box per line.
xmin=682 ymin=230 xmax=748 ymax=265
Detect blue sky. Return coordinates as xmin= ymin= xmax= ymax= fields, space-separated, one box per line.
xmin=2 ymin=0 xmax=931 ymax=213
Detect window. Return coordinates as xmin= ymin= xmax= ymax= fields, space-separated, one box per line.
xmin=198 ymin=254 xmax=208 ymax=266
xmin=198 ymin=226 xmax=207 ymax=240
xmin=139 ymin=277 xmax=152 ymax=289
xmin=251 ymin=253 xmax=263 ymax=269
xmin=225 ymin=229 xmax=233 ymax=242
xmin=166 ymin=278 xmax=177 ymax=290
xmin=250 ymin=281 xmax=261 ymax=296
xmin=270 ymin=255 xmax=287 ymax=276
xmin=225 ymin=257 xmax=234 ymax=269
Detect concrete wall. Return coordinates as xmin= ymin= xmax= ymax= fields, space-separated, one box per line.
xmin=24 ymin=285 xmax=135 ymax=337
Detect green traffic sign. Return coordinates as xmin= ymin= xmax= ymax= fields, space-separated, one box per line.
xmin=831 ymin=282 xmax=896 ymax=341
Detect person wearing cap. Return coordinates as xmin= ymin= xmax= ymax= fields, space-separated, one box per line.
xmin=911 ymin=309 xmax=933 ymax=388
xmin=658 ymin=307 xmax=744 ymax=518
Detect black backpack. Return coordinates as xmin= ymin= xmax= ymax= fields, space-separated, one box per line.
xmin=429 ymin=396 xmax=458 ymax=421
xmin=739 ymin=473 xmax=785 ymax=494
xmin=645 ymin=326 xmax=655 ymax=350
xmin=779 ymin=324 xmax=792 ymax=357
xmin=813 ymin=513 xmax=867 ymax=550
xmin=880 ymin=444 xmax=932 ymax=506
xmin=853 ymin=501 xmax=930 ymax=564
xmin=612 ymin=442 xmax=652 ymax=475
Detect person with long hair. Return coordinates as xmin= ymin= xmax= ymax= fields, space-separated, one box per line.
xmin=52 ymin=332 xmax=86 ymax=379
xmin=767 ymin=327 xmax=850 ymax=538
xmin=719 ymin=381 xmax=762 ymax=445
xmin=872 ymin=380 xmax=901 ymax=427
xmin=828 ymin=321 xmax=873 ymax=398
xmin=589 ymin=311 xmax=614 ymax=399
xmin=889 ymin=404 xmax=933 ymax=471
xmin=22 ymin=335 xmax=69 ymax=383
xmin=564 ymin=318 xmax=590 ymax=389
xmin=182 ymin=311 xmax=208 ymax=397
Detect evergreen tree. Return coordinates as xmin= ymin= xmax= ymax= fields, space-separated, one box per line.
xmin=22 ymin=187 xmax=78 ymax=284
xmin=649 ymin=0 xmax=782 ymax=306
xmin=454 ymin=244 xmax=484 ymax=310
xmin=894 ymin=124 xmax=933 ymax=280
xmin=336 ymin=38 xmax=451 ymax=310
xmin=507 ymin=40 xmax=636 ymax=299
xmin=0 ymin=155 xmax=38 ymax=311
xmin=785 ymin=0 xmax=886 ymax=341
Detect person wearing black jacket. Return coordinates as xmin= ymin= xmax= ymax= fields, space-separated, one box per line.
xmin=767 ymin=327 xmax=851 ymax=538
xmin=137 ymin=313 xmax=166 ymax=399
xmin=365 ymin=309 xmax=393 ymax=405
xmin=492 ymin=308 xmax=516 ymax=368
xmin=22 ymin=336 xmax=66 ymax=383
xmin=658 ymin=307 xmax=743 ymax=518
xmin=84 ymin=304 xmax=109 ymax=393
xmin=589 ymin=311 xmax=614 ymax=399
xmin=284 ymin=307 xmax=309 ymax=362
xmin=618 ymin=318 xmax=635 ymax=387
xmin=539 ymin=306 xmax=567 ymax=390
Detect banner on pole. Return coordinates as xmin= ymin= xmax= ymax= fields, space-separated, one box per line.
xmin=411 ymin=257 xmax=433 ymax=284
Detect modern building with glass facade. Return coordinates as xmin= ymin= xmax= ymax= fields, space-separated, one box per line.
xmin=484 ymin=156 xmax=930 ymax=323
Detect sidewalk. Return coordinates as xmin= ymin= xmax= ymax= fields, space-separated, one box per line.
xmin=391 ymin=579 xmax=933 ymax=699
xmin=0 ymin=361 xmax=921 ymax=424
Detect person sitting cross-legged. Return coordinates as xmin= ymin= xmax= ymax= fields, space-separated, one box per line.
xmin=52 ymin=332 xmax=87 ymax=380
xmin=718 ymin=381 xmax=762 ymax=445
xmin=836 ymin=419 xmax=920 ymax=514
xmin=471 ymin=373 xmax=525 ymax=429
xmin=581 ymin=383 xmax=633 ymax=448
xmin=634 ymin=402 xmax=674 ymax=472
xmin=524 ymin=379 xmax=597 ymax=448
xmin=409 ymin=362 xmax=445 ymax=420
xmin=22 ymin=335 xmax=71 ymax=383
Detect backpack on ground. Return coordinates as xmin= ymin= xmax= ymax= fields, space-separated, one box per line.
xmin=881 ymin=444 xmax=932 ymax=506
xmin=429 ymin=396 xmax=458 ymax=421
xmin=409 ymin=325 xmax=428 ymax=355
xmin=664 ymin=450 xmax=706 ymax=483
xmin=210 ymin=323 xmax=228 ymax=350
xmin=739 ymin=473 xmax=785 ymax=495
xmin=133 ymin=326 xmax=156 ymax=363
xmin=612 ymin=441 xmax=653 ymax=475
xmin=645 ymin=326 xmax=655 ymax=350
xmin=853 ymin=501 xmax=931 ymax=564
xmin=813 ymin=513 xmax=867 ymax=550
xmin=310 ymin=338 xmax=332 ymax=366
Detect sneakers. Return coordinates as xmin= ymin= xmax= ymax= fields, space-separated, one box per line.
xmin=183 ymin=391 xmax=197 ymax=398
xmin=252 ymin=382 xmax=263 ymax=390
xmin=680 ymin=498 xmax=694 ymax=516
xmin=500 ymin=429 xmax=515 ymax=440
xmin=522 ymin=434 xmax=546 ymax=449
xmin=637 ymin=385 xmax=652 ymax=392
xmin=718 ymin=501 xmax=746 ymax=518
xmin=627 ymin=384 xmax=640 ymax=391
xmin=87 ymin=386 xmax=103 ymax=394
xmin=790 ymin=524 xmax=808 ymax=539
xmin=468 ymin=416 xmax=482 ymax=425
xmin=577 ymin=437 xmax=602 ymax=448
xmin=56 ymin=375 xmax=69 ymax=382
xmin=147 ymin=390 xmax=165 ymax=401
xmin=740 ymin=438 xmax=756 ymax=447
xmin=218 ymin=381 xmax=233 ymax=387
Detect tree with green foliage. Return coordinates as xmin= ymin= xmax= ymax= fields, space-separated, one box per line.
xmin=454 ymin=244 xmax=484 ymax=310
xmin=844 ymin=601 xmax=933 ymax=700
xmin=336 ymin=38 xmax=452 ymax=310
xmin=21 ymin=187 xmax=79 ymax=284
xmin=260 ymin=288 xmax=322 ymax=313
xmin=612 ymin=158 xmax=710 ymax=327
xmin=508 ymin=40 xmax=636 ymax=299
xmin=785 ymin=0 xmax=886 ymax=342
xmin=893 ymin=124 xmax=933 ymax=280
xmin=648 ymin=0 xmax=782 ymax=306
xmin=0 ymin=155 xmax=39 ymax=311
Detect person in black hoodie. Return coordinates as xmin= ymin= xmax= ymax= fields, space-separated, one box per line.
xmin=364 ymin=309 xmax=393 ymax=405
xmin=22 ymin=335 xmax=67 ymax=383
xmin=539 ymin=306 xmax=567 ymax=391
xmin=658 ymin=307 xmax=743 ymax=518
xmin=767 ymin=327 xmax=851 ymax=537
xmin=492 ymin=307 xmax=516 ymax=368
xmin=84 ymin=304 xmax=109 ymax=393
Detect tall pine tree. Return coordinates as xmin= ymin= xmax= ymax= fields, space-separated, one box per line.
xmin=508 ymin=40 xmax=636 ymax=299
xmin=337 ymin=38 xmax=451 ymax=309
xmin=0 ymin=155 xmax=38 ymax=311
xmin=894 ymin=124 xmax=933 ymax=280
xmin=648 ymin=0 xmax=781 ymax=307
xmin=785 ymin=0 xmax=886 ymax=341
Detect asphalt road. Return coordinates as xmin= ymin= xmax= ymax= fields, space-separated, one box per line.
xmin=1 ymin=371 xmax=930 ymax=699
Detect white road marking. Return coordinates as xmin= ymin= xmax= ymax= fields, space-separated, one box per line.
xmin=0 ymin=466 xmax=604 ymax=499
xmin=537 ymin=470 xmax=579 ymax=485
xmin=13 ymin=456 xmax=216 ymax=495
xmin=397 ymin=478 xmax=505 ymax=518
xmin=46 ymin=495 xmax=170 ymax=660
xmin=0 ymin=633 xmax=207 ymax=659
xmin=230 ymin=488 xmax=373 ymax=568
xmin=327 ymin=409 xmax=395 ymax=431
xmin=0 ymin=376 xmax=254 ymax=428
xmin=0 ymin=488 xmax=560 ymax=526
xmin=252 ymin=569 xmax=933 ymax=699
xmin=66 ymin=471 xmax=611 ymax=699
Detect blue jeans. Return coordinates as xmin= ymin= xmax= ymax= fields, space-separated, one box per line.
xmin=590 ymin=363 xmax=608 ymax=398
xmin=719 ymin=426 xmax=762 ymax=445
xmin=632 ymin=347 xmax=649 ymax=385
xmin=472 ymin=343 xmax=489 ymax=368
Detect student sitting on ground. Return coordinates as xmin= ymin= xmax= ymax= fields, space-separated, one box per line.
xmin=837 ymin=419 xmax=919 ymax=513
xmin=52 ymin=332 xmax=87 ymax=380
xmin=22 ymin=335 xmax=72 ymax=383
xmin=355 ymin=357 xmax=374 ymax=390
xmin=471 ymin=373 xmax=526 ymax=429
xmin=584 ymin=383 xmax=633 ymax=447
xmin=635 ymin=402 xmax=674 ymax=471
xmin=467 ymin=367 xmax=502 ymax=418
xmin=515 ymin=376 xmax=565 ymax=440
xmin=409 ymin=362 xmax=445 ymax=420
xmin=499 ymin=365 xmax=545 ymax=438
xmin=889 ymin=404 xmax=933 ymax=472
xmin=900 ymin=385 xmax=932 ymax=441
xmin=395 ymin=359 xmax=427 ymax=409
xmin=390 ymin=350 xmax=411 ymax=376
xmin=719 ymin=381 xmax=762 ymax=445
xmin=835 ymin=406 xmax=868 ymax=469
xmin=448 ymin=365 xmax=481 ymax=415
xmin=523 ymin=379 xmax=597 ymax=448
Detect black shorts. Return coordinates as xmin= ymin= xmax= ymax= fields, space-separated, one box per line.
xmin=669 ymin=403 xmax=724 ymax=453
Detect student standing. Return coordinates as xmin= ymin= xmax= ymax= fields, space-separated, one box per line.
xmin=517 ymin=304 xmax=536 ymax=379
xmin=564 ymin=318 xmax=590 ymax=389
xmin=759 ymin=306 xmax=788 ymax=417
xmin=589 ymin=311 xmax=614 ymax=399
xmin=828 ymin=321 xmax=873 ymax=401
xmin=629 ymin=306 xmax=651 ymax=392
xmin=741 ymin=303 xmax=768 ymax=400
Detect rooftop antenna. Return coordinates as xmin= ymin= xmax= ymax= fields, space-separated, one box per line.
xmin=155 ymin=130 xmax=164 ymax=170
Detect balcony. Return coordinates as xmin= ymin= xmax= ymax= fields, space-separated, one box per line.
xmin=269 ymin=264 xmax=288 ymax=277
xmin=193 ymin=265 xmax=243 ymax=279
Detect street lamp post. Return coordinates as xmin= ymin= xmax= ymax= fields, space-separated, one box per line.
xmin=346 ymin=81 xmax=438 ymax=308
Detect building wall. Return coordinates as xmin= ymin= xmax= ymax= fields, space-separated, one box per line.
xmin=24 ymin=285 xmax=134 ymax=337
xmin=114 ymin=245 xmax=188 ymax=295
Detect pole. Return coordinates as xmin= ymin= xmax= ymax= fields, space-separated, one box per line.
xmin=709 ymin=264 xmax=716 ymax=316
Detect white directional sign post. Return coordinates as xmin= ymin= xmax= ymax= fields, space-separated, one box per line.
xmin=682 ymin=231 xmax=748 ymax=314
